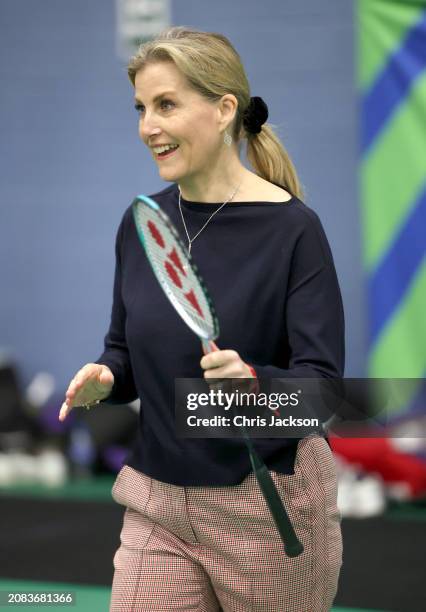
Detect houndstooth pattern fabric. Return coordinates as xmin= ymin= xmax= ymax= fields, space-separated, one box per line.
xmin=110 ymin=435 xmax=342 ymax=611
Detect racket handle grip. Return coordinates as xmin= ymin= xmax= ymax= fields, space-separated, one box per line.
xmin=252 ymin=461 xmax=304 ymax=558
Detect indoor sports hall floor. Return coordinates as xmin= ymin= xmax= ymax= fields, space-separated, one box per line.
xmin=0 ymin=478 xmax=424 ymax=612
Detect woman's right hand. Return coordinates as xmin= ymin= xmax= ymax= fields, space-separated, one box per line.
xmin=58 ymin=363 xmax=114 ymax=422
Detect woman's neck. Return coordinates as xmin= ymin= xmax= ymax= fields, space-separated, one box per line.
xmin=178 ymin=157 xmax=250 ymax=203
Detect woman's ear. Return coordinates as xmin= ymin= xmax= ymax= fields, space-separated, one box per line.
xmin=217 ymin=94 xmax=238 ymax=133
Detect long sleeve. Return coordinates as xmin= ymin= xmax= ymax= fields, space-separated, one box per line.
xmin=95 ymin=217 xmax=138 ymax=404
xmin=251 ymin=207 xmax=345 ymax=380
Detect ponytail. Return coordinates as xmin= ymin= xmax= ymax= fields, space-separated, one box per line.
xmin=245 ymin=125 xmax=304 ymax=200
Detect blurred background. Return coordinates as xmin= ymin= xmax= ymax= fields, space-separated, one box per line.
xmin=0 ymin=0 xmax=425 ymax=610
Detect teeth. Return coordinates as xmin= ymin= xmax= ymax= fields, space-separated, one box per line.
xmin=153 ymin=144 xmax=179 ymax=154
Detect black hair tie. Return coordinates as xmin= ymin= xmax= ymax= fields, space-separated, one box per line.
xmin=243 ymin=96 xmax=269 ymax=135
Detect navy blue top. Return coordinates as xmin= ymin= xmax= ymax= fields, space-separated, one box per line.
xmin=96 ymin=183 xmax=345 ymax=486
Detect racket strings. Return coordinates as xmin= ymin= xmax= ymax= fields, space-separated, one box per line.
xmin=134 ymin=204 xmax=216 ymax=339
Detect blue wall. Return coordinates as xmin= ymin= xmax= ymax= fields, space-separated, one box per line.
xmin=0 ymin=0 xmax=365 ymax=390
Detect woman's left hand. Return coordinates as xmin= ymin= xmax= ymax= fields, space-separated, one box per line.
xmin=200 ymin=342 xmax=254 ymax=379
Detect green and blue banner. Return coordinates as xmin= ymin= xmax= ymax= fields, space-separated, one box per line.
xmin=357 ymin=0 xmax=426 ymax=417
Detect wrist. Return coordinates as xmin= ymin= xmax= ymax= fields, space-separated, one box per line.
xmin=246 ymin=364 xmax=257 ymax=378
xmin=244 ymin=363 xmax=259 ymax=395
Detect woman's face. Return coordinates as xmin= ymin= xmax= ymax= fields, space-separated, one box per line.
xmin=134 ymin=61 xmax=225 ymax=184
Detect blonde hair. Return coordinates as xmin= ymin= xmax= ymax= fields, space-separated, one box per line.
xmin=128 ymin=27 xmax=304 ymax=200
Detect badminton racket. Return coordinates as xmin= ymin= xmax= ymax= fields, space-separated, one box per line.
xmin=132 ymin=193 xmax=304 ymax=557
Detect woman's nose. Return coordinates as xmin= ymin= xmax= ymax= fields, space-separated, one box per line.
xmin=139 ymin=115 xmax=161 ymax=140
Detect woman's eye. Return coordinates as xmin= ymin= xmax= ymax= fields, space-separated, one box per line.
xmin=161 ymin=99 xmax=174 ymax=110
xmin=134 ymin=103 xmax=145 ymax=114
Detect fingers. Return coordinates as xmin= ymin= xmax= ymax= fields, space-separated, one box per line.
xmin=203 ymin=365 xmax=248 ymax=379
xmin=59 ymin=401 xmax=71 ymax=422
xmin=200 ymin=349 xmax=239 ymax=370
xmin=65 ymin=364 xmax=91 ymax=401
xmin=200 ymin=349 xmax=252 ymax=379
xmin=58 ymin=364 xmax=114 ymax=421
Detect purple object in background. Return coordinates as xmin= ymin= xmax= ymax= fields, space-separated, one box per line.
xmin=39 ymin=395 xmax=75 ymax=434
xmin=102 ymin=446 xmax=127 ymax=473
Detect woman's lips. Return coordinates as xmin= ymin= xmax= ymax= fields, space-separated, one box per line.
xmin=156 ymin=146 xmax=179 ymax=161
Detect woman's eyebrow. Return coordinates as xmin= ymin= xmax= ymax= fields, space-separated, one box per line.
xmin=134 ymin=91 xmax=177 ymax=104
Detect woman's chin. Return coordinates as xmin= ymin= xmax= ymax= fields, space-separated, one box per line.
xmin=158 ymin=167 xmax=181 ymax=182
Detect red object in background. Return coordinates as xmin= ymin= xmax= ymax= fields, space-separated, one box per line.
xmin=330 ymin=436 xmax=426 ymax=498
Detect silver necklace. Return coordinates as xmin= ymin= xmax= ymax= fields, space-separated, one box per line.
xmin=178 ymin=182 xmax=241 ymax=257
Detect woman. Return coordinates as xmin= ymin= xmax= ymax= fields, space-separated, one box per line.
xmin=59 ymin=27 xmax=344 ymax=611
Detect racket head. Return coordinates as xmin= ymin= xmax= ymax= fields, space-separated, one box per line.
xmin=132 ymin=194 xmax=219 ymax=342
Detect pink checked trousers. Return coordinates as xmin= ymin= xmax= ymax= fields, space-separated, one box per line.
xmin=110 ymin=435 xmax=342 ymax=611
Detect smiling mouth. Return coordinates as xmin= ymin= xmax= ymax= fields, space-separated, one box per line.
xmin=153 ymin=145 xmax=179 ymax=159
